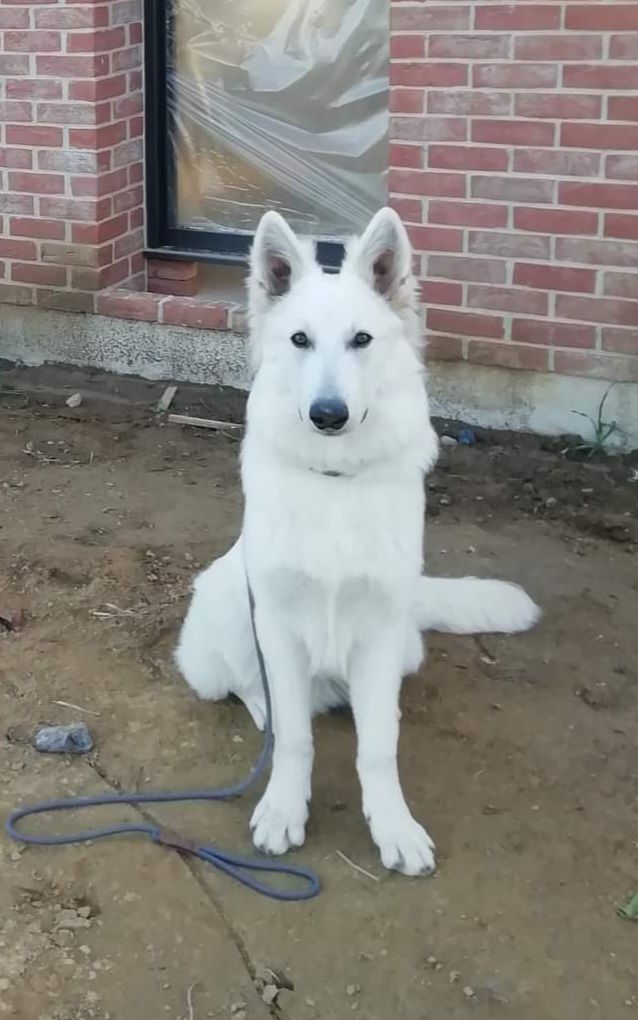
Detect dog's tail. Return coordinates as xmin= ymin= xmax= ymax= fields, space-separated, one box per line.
xmin=414 ymin=577 xmax=541 ymax=635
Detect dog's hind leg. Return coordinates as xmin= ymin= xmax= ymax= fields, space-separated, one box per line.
xmin=413 ymin=576 xmax=540 ymax=635
xmin=175 ymin=540 xmax=267 ymax=730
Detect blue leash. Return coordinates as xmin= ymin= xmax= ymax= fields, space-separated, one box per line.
xmin=5 ymin=582 xmax=321 ymax=902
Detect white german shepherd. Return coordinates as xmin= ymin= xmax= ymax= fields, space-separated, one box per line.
xmin=175 ymin=208 xmax=540 ymax=876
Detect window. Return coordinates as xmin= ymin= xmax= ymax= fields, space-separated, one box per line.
xmin=145 ymin=0 xmax=389 ymax=265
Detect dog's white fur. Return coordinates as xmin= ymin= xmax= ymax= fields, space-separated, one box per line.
xmin=175 ymin=208 xmax=540 ymax=875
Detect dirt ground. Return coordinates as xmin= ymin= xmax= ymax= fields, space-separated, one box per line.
xmin=1 ymin=364 xmax=637 ymax=1020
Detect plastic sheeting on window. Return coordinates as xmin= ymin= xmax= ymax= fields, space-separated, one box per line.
xmin=169 ymin=0 xmax=389 ymax=240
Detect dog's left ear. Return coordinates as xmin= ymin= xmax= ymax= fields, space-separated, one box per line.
xmin=344 ymin=207 xmax=415 ymax=306
xmin=249 ymin=210 xmax=314 ymax=308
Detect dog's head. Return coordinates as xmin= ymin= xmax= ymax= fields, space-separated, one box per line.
xmin=246 ymin=208 xmax=433 ymax=470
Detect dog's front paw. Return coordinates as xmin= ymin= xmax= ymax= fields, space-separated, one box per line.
xmin=250 ymin=789 xmax=309 ymax=855
xmin=368 ymin=808 xmax=436 ymax=876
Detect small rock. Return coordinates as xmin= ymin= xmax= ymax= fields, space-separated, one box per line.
xmin=262 ymin=984 xmax=279 ymax=1006
xmin=440 ymin=435 xmax=458 ymax=449
xmin=33 ymin=722 xmax=93 ymax=755
xmin=306 ymin=998 xmax=316 ymax=1007
xmin=458 ymin=428 xmax=476 ymax=446
xmin=463 ymin=986 xmax=475 ymax=998
xmin=0 ymin=979 xmax=9 ymax=992
xmin=449 ymin=970 xmax=460 ymax=984
xmin=346 ymin=984 xmax=360 ymax=997
xmin=66 ymin=392 xmax=82 ymax=409
xmin=232 ymin=734 xmax=244 ymax=744
xmin=545 ymin=496 xmax=558 ymax=508
xmin=439 ymin=495 xmax=451 ymax=507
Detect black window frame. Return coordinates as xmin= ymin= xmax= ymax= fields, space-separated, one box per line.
xmin=143 ymin=0 xmax=344 ymax=269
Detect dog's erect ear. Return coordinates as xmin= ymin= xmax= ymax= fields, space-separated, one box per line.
xmin=344 ymin=207 xmax=415 ymax=305
xmin=249 ymin=210 xmax=313 ymax=305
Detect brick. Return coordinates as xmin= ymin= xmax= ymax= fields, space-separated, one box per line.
xmin=6 ymin=79 xmax=62 ymax=100
xmin=391 ymin=35 xmax=424 ymax=59
xmin=0 ymin=147 xmax=32 ymax=169
xmin=428 ymin=254 xmax=506 ymax=284
xmin=36 ymin=290 xmax=95 ymax=314
xmin=407 ymin=226 xmax=463 ymax=252
xmin=559 ymin=182 xmax=638 ymax=211
xmin=11 ymin=262 xmax=67 ymax=286
xmin=114 ymin=229 xmax=144 ymax=260
xmin=40 ymin=196 xmax=110 ymax=221
xmin=0 ymin=194 xmax=34 ymax=215
xmin=36 ymin=55 xmax=110 ymax=78
xmin=0 ymin=239 xmax=37 ymax=261
xmin=9 ymin=172 xmax=64 ymax=195
xmin=608 ymin=97 xmax=638 ymax=122
xmin=112 ymin=138 xmax=143 ymax=168
xmin=161 ymin=298 xmax=229 ymax=330
xmin=420 ymin=281 xmax=463 ymax=306
xmin=603 ymin=272 xmax=638 ymax=299
xmin=128 ymin=115 xmax=144 ymax=139
xmin=514 ymin=148 xmax=600 ymax=178
xmin=564 ymin=65 xmax=638 ymax=90
xmin=390 ymin=63 xmax=467 ymax=88
xmin=68 ymin=28 xmax=126 ymax=52
xmin=427 ymin=308 xmax=504 ymax=339
xmin=111 ymin=0 xmax=143 ymax=27
xmin=473 ymin=63 xmax=557 ymax=89
xmin=601 ymin=328 xmax=638 ymax=355
xmin=113 ymin=185 xmax=144 ymax=214
xmin=565 ymin=5 xmax=638 ymax=30
xmin=428 ymin=200 xmax=507 ymax=229
xmin=513 ymin=207 xmax=598 ymax=236
xmin=389 ymin=196 xmax=422 ymax=222
xmin=391 ymin=5 xmax=470 ymax=31
xmin=96 ymin=290 xmax=164 ymax=322
xmin=605 ymin=214 xmax=638 ymax=242
xmin=130 ymin=22 xmax=143 ymax=44
xmin=475 ymin=5 xmax=560 ymax=30
xmin=36 ymin=102 xmax=97 ymax=126
xmin=148 ymin=261 xmax=198 ymax=282
xmin=467 ymin=284 xmax=548 ymax=316
xmin=515 ymin=35 xmax=602 ymax=61
xmin=513 ymin=319 xmax=596 ymax=348
xmin=556 ymin=295 xmax=638 ymax=327
xmin=0 ymin=57 xmax=30 ymax=77
xmin=390 ymin=89 xmax=423 ymax=114
xmin=71 ymin=169 xmax=128 ymax=198
xmin=561 ymin=123 xmax=638 ymax=151
xmin=472 ymin=119 xmax=555 ymax=146
xmin=0 ymin=101 xmax=32 ymax=124
xmin=112 ymin=45 xmax=142 ymax=73
xmin=129 ymin=70 xmax=143 ymax=92
xmin=557 ymin=238 xmax=638 ymax=268
xmin=428 ymin=91 xmax=511 ymax=116
xmin=514 ymin=263 xmax=596 ymax=294
xmin=429 ymin=34 xmax=509 ymax=59
xmin=468 ymin=340 xmax=549 ymax=372
xmin=514 ymin=93 xmax=601 ymax=120
xmin=606 ymin=154 xmax=637 ymax=181
xmin=39 ymin=150 xmax=109 ymax=174
xmin=471 ymin=176 xmax=555 ymax=204
xmin=554 ymin=351 xmax=638 ymax=382
xmin=390 ymin=143 xmax=422 ymax=169
xmin=69 ymin=123 xmax=127 ymax=150
xmin=0 ymin=284 xmax=33 ymax=307
xmin=72 ymin=214 xmax=129 ymax=245
xmin=129 ymin=162 xmax=144 ymax=184
xmin=35 ymin=7 xmax=109 ymax=29
xmin=429 ymin=145 xmax=507 ymax=172
xmin=391 ymin=116 xmax=466 ymax=142
xmin=389 ymin=170 xmax=465 ymax=198
xmin=69 ymin=75 xmax=128 ymax=102
xmin=113 ymin=92 xmax=143 ymax=118
xmin=0 ymin=10 xmax=29 ymax=28
xmin=5 ymin=30 xmax=61 ymax=52
xmin=41 ymin=243 xmax=111 ymax=268
xmin=469 ymin=231 xmax=551 ymax=261
xmin=609 ymin=35 xmax=638 ymax=60
xmin=425 ymin=334 xmax=464 ymax=361
xmin=10 ymin=216 xmax=66 ymax=241
xmin=6 ymin=125 xmax=63 ymax=147
xmin=148 ymin=276 xmax=198 ymax=297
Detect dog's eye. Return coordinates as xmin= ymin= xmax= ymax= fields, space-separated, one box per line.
xmin=352 ymin=331 xmax=372 ymax=348
xmin=291 ymin=331 xmax=310 ymax=349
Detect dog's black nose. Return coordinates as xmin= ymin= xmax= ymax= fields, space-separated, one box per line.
xmin=309 ymin=398 xmax=349 ymax=433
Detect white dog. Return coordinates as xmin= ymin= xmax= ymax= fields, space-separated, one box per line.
xmin=175 ymin=207 xmax=540 ymax=876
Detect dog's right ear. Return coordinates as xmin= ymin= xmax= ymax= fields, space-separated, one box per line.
xmin=343 ymin=207 xmax=416 ymax=312
xmin=249 ymin=211 xmax=313 ymax=310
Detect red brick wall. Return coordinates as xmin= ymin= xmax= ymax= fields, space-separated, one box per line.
xmin=390 ymin=1 xmax=638 ymax=383
xmin=0 ymin=0 xmax=145 ymax=313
